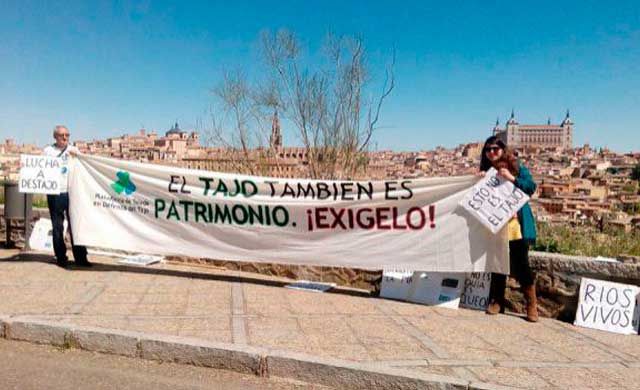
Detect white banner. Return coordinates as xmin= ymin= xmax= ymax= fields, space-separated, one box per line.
xmin=19 ymin=154 xmax=62 ymax=194
xmin=69 ymin=155 xmax=508 ymax=272
xmin=459 ymin=167 xmax=529 ymax=234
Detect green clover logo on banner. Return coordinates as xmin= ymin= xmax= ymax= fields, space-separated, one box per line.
xmin=111 ymin=171 xmax=136 ymax=195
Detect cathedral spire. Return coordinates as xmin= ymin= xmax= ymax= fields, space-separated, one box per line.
xmin=270 ymin=108 xmax=282 ymax=150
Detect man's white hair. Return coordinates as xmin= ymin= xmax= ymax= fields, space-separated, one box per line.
xmin=53 ymin=125 xmax=68 ymax=136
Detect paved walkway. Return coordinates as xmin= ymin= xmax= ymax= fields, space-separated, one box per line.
xmin=1 ymin=249 xmax=639 ymax=389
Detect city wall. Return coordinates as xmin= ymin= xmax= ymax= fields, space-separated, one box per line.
xmin=2 ymin=205 xmax=639 ymax=322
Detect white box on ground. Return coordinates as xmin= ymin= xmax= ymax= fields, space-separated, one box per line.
xmin=380 ymin=269 xmax=415 ymax=301
xmin=574 ymin=277 xmax=640 ymax=335
xmin=459 ymin=167 xmax=529 ymax=234
xmin=460 ymin=272 xmax=492 ymax=310
xmin=381 ymin=269 xmax=464 ymax=309
xmin=409 ymin=272 xmax=464 ymax=309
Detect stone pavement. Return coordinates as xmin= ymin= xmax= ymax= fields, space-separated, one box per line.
xmin=1 ymin=249 xmax=639 ymax=389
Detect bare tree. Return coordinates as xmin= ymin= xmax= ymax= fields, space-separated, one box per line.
xmin=205 ymin=29 xmax=394 ymax=179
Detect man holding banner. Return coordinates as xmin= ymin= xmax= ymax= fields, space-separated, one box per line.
xmin=43 ymin=125 xmax=90 ymax=268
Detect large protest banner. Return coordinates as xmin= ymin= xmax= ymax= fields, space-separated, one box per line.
xmin=68 ymin=154 xmax=508 ymax=272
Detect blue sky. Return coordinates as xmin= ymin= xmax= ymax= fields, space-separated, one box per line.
xmin=1 ymin=1 xmax=639 ymax=152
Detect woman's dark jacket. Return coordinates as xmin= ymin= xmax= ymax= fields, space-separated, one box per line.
xmin=514 ymin=163 xmax=537 ymax=244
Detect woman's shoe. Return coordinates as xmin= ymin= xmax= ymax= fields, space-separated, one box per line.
xmin=486 ymin=299 xmax=502 ymax=315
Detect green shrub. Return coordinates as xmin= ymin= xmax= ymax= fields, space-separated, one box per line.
xmin=535 ymin=222 xmax=640 ymax=257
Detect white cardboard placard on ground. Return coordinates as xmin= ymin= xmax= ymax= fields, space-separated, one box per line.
xmin=574 ymin=277 xmax=640 ymax=335
xmin=409 ymin=272 xmax=464 ymax=309
xmin=380 ymin=269 xmax=415 ymax=301
xmin=460 ymin=272 xmax=492 ymax=310
xmin=117 ymin=254 xmax=163 ymax=266
xmin=380 ymin=269 xmax=464 ymax=309
xmin=459 ymin=167 xmax=529 ymax=234
xmin=285 ymin=281 xmax=336 ymax=293
xmin=28 ymin=218 xmax=67 ymax=253
xmin=19 ymin=154 xmax=62 ymax=194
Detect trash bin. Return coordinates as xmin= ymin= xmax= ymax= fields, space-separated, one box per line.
xmin=3 ymin=181 xmax=33 ymax=248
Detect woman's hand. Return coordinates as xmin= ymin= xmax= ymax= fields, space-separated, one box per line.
xmin=498 ymin=168 xmax=516 ymax=182
xmin=475 ymin=170 xmax=486 ymax=177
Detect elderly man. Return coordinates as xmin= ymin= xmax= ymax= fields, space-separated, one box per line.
xmin=43 ymin=125 xmax=90 ymax=268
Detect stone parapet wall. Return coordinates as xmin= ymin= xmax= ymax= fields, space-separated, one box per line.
xmin=169 ymin=251 xmax=640 ymax=322
xmin=527 ymin=251 xmax=640 ymax=322
xmin=2 ymin=203 xmax=638 ymax=322
xmin=0 ymin=206 xmax=48 ymax=247
xmin=168 ymin=256 xmax=383 ymax=292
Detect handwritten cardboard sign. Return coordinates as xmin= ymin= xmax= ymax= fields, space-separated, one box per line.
xmin=459 ymin=167 xmax=529 ymax=234
xmin=574 ymin=278 xmax=640 ymax=335
xmin=460 ymin=272 xmax=492 ymax=310
xmin=19 ymin=154 xmax=62 ymax=194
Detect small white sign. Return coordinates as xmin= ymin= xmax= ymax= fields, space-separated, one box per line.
xmin=460 ymin=272 xmax=492 ymax=310
xmin=118 ymin=254 xmax=163 ymax=266
xmin=574 ymin=278 xmax=640 ymax=335
xmin=459 ymin=167 xmax=529 ymax=234
xmin=19 ymin=154 xmax=62 ymax=194
xmin=285 ymin=280 xmax=336 ymax=293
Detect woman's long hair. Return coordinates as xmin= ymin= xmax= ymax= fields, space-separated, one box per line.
xmin=479 ymin=135 xmax=519 ymax=175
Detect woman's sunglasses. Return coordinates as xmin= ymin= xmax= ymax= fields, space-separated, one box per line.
xmin=484 ymin=146 xmax=502 ymax=153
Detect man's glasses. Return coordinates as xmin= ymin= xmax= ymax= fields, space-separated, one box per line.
xmin=484 ymin=146 xmax=501 ymax=153
xmin=55 ymin=133 xmax=70 ymax=138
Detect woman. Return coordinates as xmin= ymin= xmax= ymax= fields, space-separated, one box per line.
xmin=479 ymin=136 xmax=538 ymax=322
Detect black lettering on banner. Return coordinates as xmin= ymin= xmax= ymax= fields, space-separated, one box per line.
xmin=265 ymin=180 xmax=278 ymax=197
xmin=385 ymin=181 xmax=398 ymax=200
xmin=400 ymin=181 xmax=413 ymax=199
xmin=180 ymin=176 xmax=191 ymax=194
xmin=168 ymin=175 xmax=180 ymax=193
xmin=199 ymin=177 xmax=214 ymax=195
xmin=154 ymin=199 xmax=165 ymax=218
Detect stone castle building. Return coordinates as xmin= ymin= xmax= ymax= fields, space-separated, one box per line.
xmin=493 ymin=110 xmax=573 ymax=150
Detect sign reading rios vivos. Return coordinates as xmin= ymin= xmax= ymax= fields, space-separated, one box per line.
xmin=69 ymin=154 xmax=509 ymax=272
